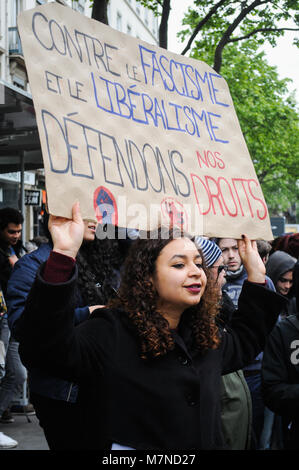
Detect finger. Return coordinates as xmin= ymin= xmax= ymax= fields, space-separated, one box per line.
xmin=241 ymin=233 xmax=251 ymax=249
xmin=72 ymin=201 xmax=82 ymax=224
xmin=251 ymin=240 xmax=257 ymax=251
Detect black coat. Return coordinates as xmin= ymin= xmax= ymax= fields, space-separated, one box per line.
xmin=0 ymin=239 xmax=23 ymax=295
xmin=18 ymin=266 xmax=285 ymax=450
xmin=262 ymin=315 xmax=299 ymax=449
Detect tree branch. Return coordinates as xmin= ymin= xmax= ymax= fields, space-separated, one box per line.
xmin=213 ymin=0 xmax=270 ymax=72
xmin=228 ymin=27 xmax=299 ymax=43
xmin=257 ymin=164 xmax=278 ymax=183
xmin=91 ymin=0 xmax=109 ymax=24
xmin=180 ymin=0 xmax=228 ymax=56
xmin=159 ymin=0 xmax=171 ymax=49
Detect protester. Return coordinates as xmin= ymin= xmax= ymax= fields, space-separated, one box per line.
xmin=266 ymin=250 xmax=297 ymax=317
xmin=270 ymin=233 xmax=299 ymax=259
xmin=15 ymin=203 xmax=286 ymax=450
xmin=215 ymin=237 xmax=276 ymax=449
xmin=255 ymin=240 xmax=276 ymax=449
xmin=216 ymin=238 xmax=275 ymax=304
xmin=196 ymin=237 xmax=252 ymax=449
xmin=262 ymin=259 xmax=299 ymax=449
xmin=0 ymin=207 xmax=24 ymax=449
xmin=0 ymin=207 xmax=24 ymax=294
xmin=7 ymin=213 xmax=123 ymax=450
xmin=256 ymin=240 xmax=272 ymax=265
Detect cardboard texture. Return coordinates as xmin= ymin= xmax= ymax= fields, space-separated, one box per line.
xmin=18 ymin=3 xmax=273 ymax=239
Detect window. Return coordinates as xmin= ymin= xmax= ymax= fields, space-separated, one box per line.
xmin=71 ymin=0 xmax=85 ymax=14
xmin=116 ymin=12 xmax=122 ymax=32
xmin=10 ymin=0 xmax=23 ymax=27
xmin=12 ymin=75 xmax=25 ymax=90
xmin=144 ymin=8 xmax=149 ymax=26
xmin=127 ymin=24 xmax=132 ymax=36
xmin=152 ymin=14 xmax=158 ymax=36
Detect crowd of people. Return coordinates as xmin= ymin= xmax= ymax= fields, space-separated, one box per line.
xmin=0 ymin=203 xmax=298 ymax=450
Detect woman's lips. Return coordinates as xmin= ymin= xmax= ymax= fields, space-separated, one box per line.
xmin=184 ymin=284 xmax=201 ymax=293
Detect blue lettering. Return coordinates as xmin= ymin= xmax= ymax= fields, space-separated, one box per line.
xmin=194 ymin=70 xmax=213 ymax=103
xmin=139 ymin=45 xmax=154 ymax=85
xmin=168 ymin=102 xmax=185 ymax=132
xmin=159 ymin=55 xmax=175 ymax=92
xmin=207 ymin=112 xmax=229 ymax=144
xmin=209 ymin=73 xmax=229 ymax=107
xmin=41 ymin=109 xmax=70 ymax=173
xmin=183 ymin=106 xmax=196 ymax=136
xmin=114 ymin=82 xmax=131 ymax=118
xmin=98 ymin=132 xmax=124 ymax=187
xmin=64 ymin=117 xmax=94 ymax=179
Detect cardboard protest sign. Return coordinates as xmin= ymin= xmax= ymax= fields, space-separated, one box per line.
xmin=18 ymin=3 xmax=273 ymax=239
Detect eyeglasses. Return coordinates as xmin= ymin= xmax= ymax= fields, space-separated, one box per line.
xmin=209 ymin=265 xmax=228 ymax=275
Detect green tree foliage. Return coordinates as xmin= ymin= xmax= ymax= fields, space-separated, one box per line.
xmin=190 ymin=41 xmax=299 ymax=215
xmin=179 ymin=0 xmax=299 ymax=72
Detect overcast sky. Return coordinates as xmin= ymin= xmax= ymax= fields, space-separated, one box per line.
xmin=167 ymin=1 xmax=299 ymax=103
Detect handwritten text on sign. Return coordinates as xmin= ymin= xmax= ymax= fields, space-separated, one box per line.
xmin=18 ymin=3 xmax=272 ymax=239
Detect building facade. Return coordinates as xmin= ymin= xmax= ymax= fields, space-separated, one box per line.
xmin=0 ymin=0 xmax=159 ymax=242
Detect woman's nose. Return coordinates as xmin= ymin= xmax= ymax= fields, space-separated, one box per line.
xmin=189 ymin=264 xmax=202 ymax=276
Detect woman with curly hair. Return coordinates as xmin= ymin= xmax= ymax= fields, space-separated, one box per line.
xmin=16 ymin=203 xmax=286 ymax=450
xmin=7 ymin=217 xmax=123 ymax=450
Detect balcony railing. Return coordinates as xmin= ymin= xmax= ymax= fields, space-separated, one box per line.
xmin=8 ymin=27 xmax=23 ymax=55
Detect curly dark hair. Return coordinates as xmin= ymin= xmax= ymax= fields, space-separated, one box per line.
xmin=76 ymin=237 xmax=123 ymax=306
xmin=109 ymin=227 xmax=221 ymax=359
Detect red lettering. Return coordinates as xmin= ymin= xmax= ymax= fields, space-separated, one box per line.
xmin=196 ymin=149 xmax=225 ymax=170
xmin=248 ymin=179 xmax=268 ymax=220
xmin=231 ymin=179 xmax=245 ymax=216
xmin=218 ymin=177 xmax=238 ymax=216
xmin=191 ymin=173 xmax=267 ymax=222
xmin=190 ymin=173 xmax=211 ymax=215
xmin=196 ymin=150 xmax=209 ymax=168
xmin=207 ymin=150 xmax=217 ymax=168
xmin=232 ymin=178 xmax=254 ymax=218
xmin=214 ymin=151 xmax=225 ymax=169
xmin=204 ymin=175 xmax=225 ymax=215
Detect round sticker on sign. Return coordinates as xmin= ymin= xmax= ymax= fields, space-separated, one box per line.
xmin=93 ymin=186 xmax=118 ymax=226
xmin=161 ymin=197 xmax=189 ymax=231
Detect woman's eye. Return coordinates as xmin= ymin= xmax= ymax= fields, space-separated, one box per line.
xmin=173 ymin=263 xmax=184 ymax=269
xmin=195 ymin=264 xmax=203 ymax=269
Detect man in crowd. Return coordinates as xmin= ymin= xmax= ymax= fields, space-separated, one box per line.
xmin=215 ymin=237 xmax=275 ymax=449
xmin=0 ymin=207 xmax=25 ymax=449
xmin=196 ymin=237 xmax=252 ymax=449
xmin=0 ymin=208 xmax=24 ymax=294
xmin=262 ymin=259 xmax=299 ymax=449
xmin=266 ymin=250 xmax=297 ymax=317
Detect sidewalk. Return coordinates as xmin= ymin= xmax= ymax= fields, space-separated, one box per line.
xmin=0 ymin=413 xmax=48 ymax=450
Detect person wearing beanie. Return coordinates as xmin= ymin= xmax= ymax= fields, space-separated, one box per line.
xmin=266 ymin=250 xmax=296 ymax=317
xmin=262 ymin=259 xmax=299 ymax=449
xmin=195 ymin=237 xmax=252 ymax=450
xmin=214 ymin=238 xmax=276 ymax=449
